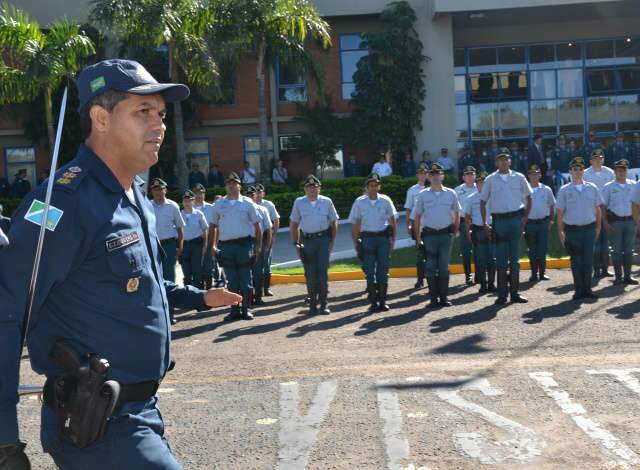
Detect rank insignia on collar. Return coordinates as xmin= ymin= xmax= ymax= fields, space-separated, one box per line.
xmin=127 ymin=277 xmax=140 ymax=293
xmin=56 ymin=177 xmax=72 ymax=185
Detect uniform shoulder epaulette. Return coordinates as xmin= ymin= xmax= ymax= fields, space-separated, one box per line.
xmin=53 ymin=164 xmax=87 ymax=193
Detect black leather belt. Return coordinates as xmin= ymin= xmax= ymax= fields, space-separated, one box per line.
xmin=184 ymin=236 xmax=203 ymax=245
xmin=564 ymin=222 xmax=596 ymax=231
xmin=527 ymin=217 xmax=549 ymax=224
xmin=607 ymin=211 xmax=633 ymax=222
xmin=301 ymin=229 xmax=330 ymax=239
xmin=361 ymin=227 xmax=391 ymax=238
xmin=492 ymin=209 xmax=524 ymax=220
xmin=219 ymin=236 xmax=252 ymax=245
xmin=422 ymin=225 xmax=453 ymax=235
xmin=160 ymin=237 xmax=177 ymax=243
xmin=117 ymin=380 xmax=160 ymax=405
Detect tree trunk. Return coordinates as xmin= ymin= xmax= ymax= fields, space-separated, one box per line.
xmin=256 ymin=36 xmax=270 ymax=184
xmin=169 ymin=42 xmax=188 ymax=190
xmin=44 ymin=86 xmax=55 ymax=152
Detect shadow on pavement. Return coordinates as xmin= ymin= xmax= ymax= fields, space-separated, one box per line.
xmin=354 ymin=308 xmax=428 ymax=336
xmin=213 ymin=314 xmax=311 ymax=343
xmin=376 ymin=378 xmax=475 ymax=390
xmin=607 ymin=302 xmax=640 ymax=320
xmin=172 ymin=320 xmax=226 ymax=340
xmin=431 ymin=333 xmax=490 ymax=355
xmin=546 ymin=283 xmax=574 ymax=295
xmin=287 ymin=311 xmax=371 ymax=338
xmin=429 ymin=304 xmax=502 ymax=333
xmin=521 ymin=297 xmax=582 ymax=324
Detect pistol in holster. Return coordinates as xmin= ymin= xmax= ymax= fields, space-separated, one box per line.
xmin=43 ymin=340 xmax=121 ymax=449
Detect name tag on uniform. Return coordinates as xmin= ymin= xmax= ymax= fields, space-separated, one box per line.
xmin=106 ymin=232 xmax=140 ymax=252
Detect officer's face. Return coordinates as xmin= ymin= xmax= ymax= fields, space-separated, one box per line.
xmin=366 ymin=181 xmax=380 ymax=197
xmin=528 ymin=172 xmax=541 ymax=184
xmin=615 ymin=167 xmax=627 ymax=180
xmin=463 ymin=173 xmax=475 ymax=185
xmin=99 ymin=93 xmax=167 ymax=173
xmin=496 ymin=157 xmax=510 ymax=172
xmin=151 ymin=186 xmax=166 ymax=201
xmin=428 ymin=173 xmax=443 ymax=185
xmin=570 ymin=166 xmax=584 ymax=181
xmin=305 ymin=184 xmax=320 ymax=198
xmin=417 ymin=171 xmax=428 ymax=183
xmin=225 ymin=181 xmax=240 ymax=197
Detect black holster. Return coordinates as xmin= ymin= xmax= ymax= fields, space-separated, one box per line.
xmin=43 ymin=341 xmax=120 ymax=449
xmin=356 ymin=238 xmax=364 ymax=261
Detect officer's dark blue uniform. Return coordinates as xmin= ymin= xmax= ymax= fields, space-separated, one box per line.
xmin=0 ymin=60 xmax=209 ymax=469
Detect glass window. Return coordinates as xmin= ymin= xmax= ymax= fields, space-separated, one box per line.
xmin=619 ymin=66 xmax=640 ymax=92
xmin=454 ymin=48 xmax=466 ymax=74
xmin=469 ymin=73 xmax=499 ymax=101
xmin=556 ymin=42 xmax=582 ymax=68
xmin=615 ymin=94 xmax=640 ymax=132
xmin=497 ymin=46 xmax=525 ymax=70
xmin=531 ymin=100 xmax=558 ymax=135
xmin=530 ymin=44 xmax=555 ymax=69
xmin=340 ymin=34 xmax=364 ymax=51
xmin=340 ymin=48 xmax=368 ymax=100
xmin=586 ymin=40 xmax=615 ymax=66
xmin=470 ymin=103 xmax=498 ymax=138
xmin=557 ymin=69 xmax=583 ymax=97
xmin=530 ymin=70 xmax=556 ymax=99
xmin=5 ymin=147 xmax=37 ymax=189
xmin=587 ymin=69 xmax=617 ymax=95
xmin=278 ymin=61 xmax=306 ymax=102
xmin=499 ymin=101 xmax=528 ymax=137
xmin=588 ymin=96 xmax=616 ymax=132
xmin=615 ymin=38 xmax=640 ymax=65
xmin=558 ymin=98 xmax=584 ymax=134
xmin=469 ymin=48 xmax=496 ymax=73
xmin=342 ymin=83 xmax=356 ymax=100
xmin=456 ymin=104 xmax=469 ymax=138
xmin=455 ymin=76 xmax=467 ymax=104
xmin=498 ymin=71 xmax=528 ymax=99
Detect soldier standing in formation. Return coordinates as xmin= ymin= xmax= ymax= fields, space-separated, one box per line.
xmin=349 ymin=173 xmax=397 ymax=312
xmin=289 ymin=176 xmax=339 ymax=315
xmin=405 ymin=163 xmax=429 ymax=288
xmin=556 ymin=157 xmax=601 ymax=300
xmin=480 ymin=150 xmax=532 ymax=305
xmin=548 ymin=134 xmax=572 ymax=191
xmin=601 ymin=159 xmax=638 ymax=286
xmin=210 ymin=172 xmax=262 ymax=321
xmin=457 ymin=146 xmax=477 ymax=179
xmin=582 ymin=130 xmax=603 ymax=164
xmin=193 ymin=183 xmax=217 ymax=289
xmin=412 ymin=163 xmax=461 ymax=309
xmin=631 ymin=132 xmax=640 ymax=169
xmin=524 ymin=164 xmax=556 ymax=282
xmin=454 ymin=166 xmax=478 ymax=285
xmin=463 ymin=171 xmax=496 ymax=293
xmin=246 ymin=186 xmax=273 ymax=306
xmin=150 ymin=178 xmax=184 ymax=284
xmin=605 ymin=132 xmax=630 ymax=168
xmin=584 ymin=149 xmax=615 ymax=278
xmin=255 ymin=183 xmax=280 ymax=296
xmin=179 ymin=190 xmax=209 ymax=288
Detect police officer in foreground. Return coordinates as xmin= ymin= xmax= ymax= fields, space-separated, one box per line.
xmin=255 ymin=183 xmax=280 ymax=296
xmin=193 ymin=183 xmax=217 ymax=289
xmin=179 ymin=190 xmax=209 ymax=288
xmin=404 ymin=163 xmax=429 ymax=288
xmin=289 ymin=175 xmax=339 ymax=315
xmin=0 ymin=59 xmax=242 ymax=470
xmin=412 ymin=163 xmax=461 ymax=309
xmin=601 ymin=159 xmax=638 ymax=286
xmin=525 ymin=164 xmax=556 ymax=282
xmin=480 ymin=150 xmax=532 ymax=305
xmin=464 ymin=171 xmax=496 ymax=293
xmin=210 ymin=173 xmax=262 ymax=321
xmin=584 ymin=149 xmax=615 ymax=278
xmin=455 ymin=166 xmax=477 ymax=286
xmin=246 ymin=186 xmax=273 ymax=306
xmin=349 ymin=173 xmax=397 ymax=312
xmin=556 ymin=157 xmax=602 ymax=300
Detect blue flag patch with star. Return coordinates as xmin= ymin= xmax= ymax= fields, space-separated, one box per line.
xmin=24 ymin=199 xmax=64 ymax=232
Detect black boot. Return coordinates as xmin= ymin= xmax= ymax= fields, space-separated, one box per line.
xmin=426 ymin=277 xmax=439 ymax=309
xmin=415 ymin=262 xmax=425 ymax=289
xmin=378 ymin=283 xmax=390 ymax=311
xmin=478 ymin=268 xmax=488 ymax=293
xmin=318 ymin=284 xmax=331 ymax=315
xmin=613 ymin=262 xmax=624 ymax=285
xmin=224 ymin=293 xmax=243 ymax=321
xmin=253 ymin=287 xmax=265 ymax=306
xmin=463 ymin=257 xmax=473 ymax=286
xmin=264 ymin=274 xmax=274 ymax=296
xmin=510 ymin=269 xmax=528 ymax=303
xmin=539 ymin=258 xmax=550 ymax=280
xmin=439 ymin=276 xmax=452 ymax=306
xmin=495 ymin=269 xmax=508 ymax=304
xmin=602 ymin=252 xmax=613 ymax=277
xmin=623 ymin=255 xmax=639 ymax=285
xmin=582 ymin=270 xmax=598 ymax=299
xmin=571 ymin=268 xmax=582 ymax=300
xmin=593 ymin=254 xmax=601 ymax=279
xmin=367 ymin=283 xmax=378 ymax=312
xmin=169 ymin=308 xmax=177 ymax=325
xmin=487 ymin=267 xmax=496 ymax=292
xmin=529 ymin=259 xmax=538 ymax=282
xmin=307 ymin=284 xmax=317 ymax=315
xmin=241 ymin=292 xmax=254 ymax=319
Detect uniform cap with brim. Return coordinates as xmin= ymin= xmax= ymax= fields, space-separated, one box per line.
xmin=569 ymin=157 xmax=586 ymax=168
xmin=417 ymin=163 xmax=429 ymax=173
xmin=182 ymin=189 xmax=195 ymax=199
xmin=304 ymin=175 xmax=321 ymax=186
xmin=225 ymin=172 xmax=241 ymax=184
xmin=244 ymin=186 xmax=256 ymax=195
xmin=495 ymin=152 xmax=511 ymax=160
xmin=193 ymin=183 xmax=206 ymax=192
xmin=255 ymin=184 xmax=265 ymax=191
xmin=150 ymin=178 xmax=167 ymax=189
xmin=463 ymin=166 xmax=476 ymax=174
xmin=615 ymin=159 xmax=630 ymax=169
xmin=366 ymin=173 xmax=381 ymax=184
xmin=77 ymin=59 xmax=190 ymax=110
xmin=528 ymin=164 xmax=541 ymax=173
xmin=476 ymin=171 xmax=488 ymax=182
xmin=429 ymin=163 xmax=444 ymax=174
xmin=590 ymin=149 xmax=604 ymax=159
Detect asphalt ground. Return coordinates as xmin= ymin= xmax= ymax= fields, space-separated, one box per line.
xmin=17 ymin=269 xmax=640 ymax=469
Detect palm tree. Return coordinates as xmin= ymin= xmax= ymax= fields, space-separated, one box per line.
xmin=90 ymin=0 xmax=220 ymax=190
xmin=0 ymin=5 xmax=95 ymax=151
xmin=235 ymin=0 xmax=331 ymax=183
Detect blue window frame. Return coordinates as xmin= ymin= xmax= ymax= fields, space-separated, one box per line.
xmin=340 ymin=33 xmax=368 ymax=100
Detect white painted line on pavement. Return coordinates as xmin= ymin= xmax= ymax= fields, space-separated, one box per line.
xmin=529 ymin=371 xmax=640 ymax=466
xmin=377 ymin=385 xmax=411 ymax=470
xmin=277 ymin=381 xmax=338 ymax=470
xmin=586 ymin=368 xmax=640 ymax=395
xmin=257 ymin=418 xmax=278 ymax=425
xmin=435 ymin=378 xmax=546 ymax=465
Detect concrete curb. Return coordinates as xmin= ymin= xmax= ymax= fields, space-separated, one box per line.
xmin=271 ymin=258 xmax=572 ymax=285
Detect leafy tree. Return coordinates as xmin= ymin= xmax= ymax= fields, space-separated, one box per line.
xmin=233 ymin=0 xmax=331 ymax=183
xmin=0 ymin=5 xmax=95 ymax=151
xmin=350 ymin=1 xmax=427 ymax=158
xmin=90 ymin=0 xmax=221 ymax=190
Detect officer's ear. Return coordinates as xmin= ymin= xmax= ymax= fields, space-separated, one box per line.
xmin=89 ymin=104 xmax=111 ymax=134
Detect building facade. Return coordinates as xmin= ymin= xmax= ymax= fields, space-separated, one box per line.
xmin=1 ymin=0 xmax=639 ymax=187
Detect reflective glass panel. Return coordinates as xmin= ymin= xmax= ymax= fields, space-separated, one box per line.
xmin=530 ymin=44 xmax=555 ymax=69
xmin=342 ymin=83 xmax=356 ymax=100
xmin=615 ymin=95 xmax=640 ymax=131
xmin=531 ymin=100 xmax=558 ymax=135
xmin=279 ymin=86 xmax=306 ymax=102
xmin=456 ymin=105 xmax=469 ymax=138
xmin=470 ymin=103 xmax=498 ymax=138
xmin=455 ymin=76 xmax=467 ymax=104
xmin=499 ymin=101 xmax=529 ymax=137
xmin=586 ymin=69 xmax=617 ymax=95
xmin=558 ymin=98 xmax=584 ymax=134
xmin=587 ymin=96 xmax=616 ymax=132
xmin=454 ymin=48 xmax=466 ymax=74
xmin=619 ymin=67 xmax=640 ymax=92
xmin=497 ymin=46 xmax=526 ymax=70
xmin=340 ymin=34 xmax=364 ymax=51
xmin=341 ymin=50 xmax=368 ymax=84
xmin=557 ymin=69 xmax=583 ymax=97
xmin=556 ymin=42 xmax=582 ymax=68
xmin=586 ymin=40 xmax=616 ymax=66
xmin=615 ymin=38 xmax=640 ymax=65
xmin=498 ymin=71 xmax=528 ymax=99
xmin=469 ymin=73 xmax=499 ymax=101
xmin=530 ymin=70 xmax=556 ymax=99
xmin=469 ymin=48 xmax=497 ymax=73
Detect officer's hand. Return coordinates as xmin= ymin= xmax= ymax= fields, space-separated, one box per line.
xmin=204 ymin=288 xmax=242 ymax=308
xmin=176 ymin=247 xmax=183 ymax=260
xmin=603 ymin=222 xmax=613 ymax=234
xmin=0 ymin=442 xmax=30 ymax=470
xmin=483 ymin=224 xmax=492 ymax=238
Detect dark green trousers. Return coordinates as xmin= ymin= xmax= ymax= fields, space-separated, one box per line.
xmin=493 ymin=215 xmax=523 ymax=271
xmin=422 ymin=232 xmax=453 ymax=278
xmin=362 ymin=235 xmax=391 ymax=284
xmin=218 ymin=238 xmax=254 ymax=296
xmin=302 ymin=233 xmax=330 ymax=286
xmin=609 ymin=220 xmax=635 ymax=265
xmin=525 ymin=219 xmax=550 ymax=262
xmin=180 ymin=238 xmax=204 ymax=287
xmin=471 ymin=226 xmax=495 ymax=270
xmin=160 ymin=238 xmax=177 ymax=283
xmin=566 ymin=225 xmax=596 ymax=272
